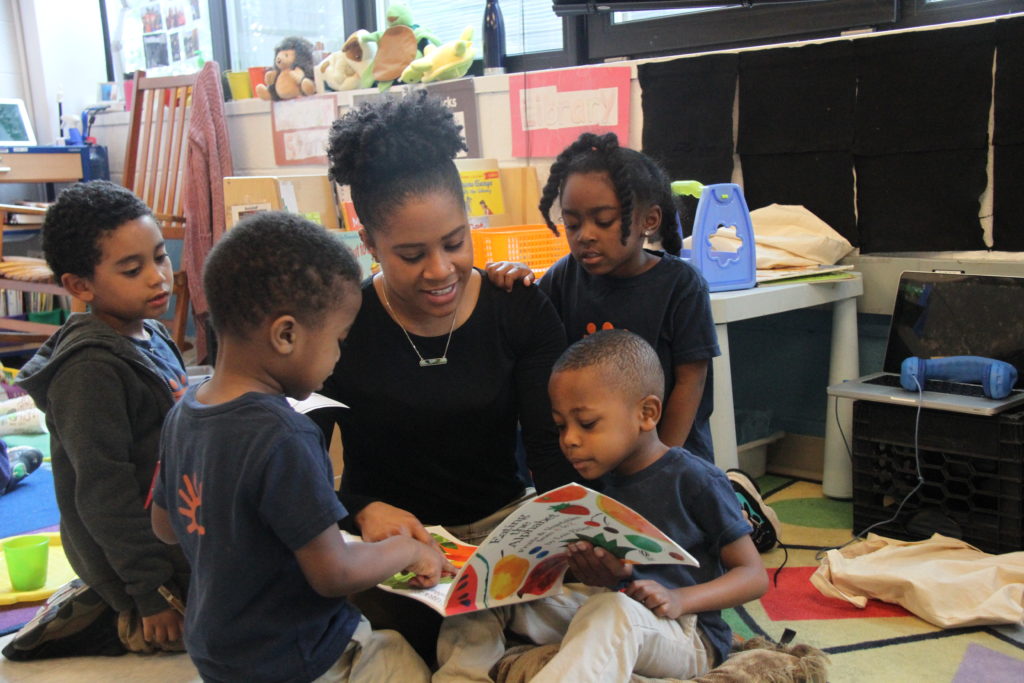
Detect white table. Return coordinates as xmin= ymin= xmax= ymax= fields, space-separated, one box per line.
xmin=708 ymin=275 xmax=863 ymax=498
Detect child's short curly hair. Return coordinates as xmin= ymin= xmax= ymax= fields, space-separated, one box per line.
xmin=42 ymin=180 xmax=153 ymax=279
xmin=326 ymin=89 xmax=467 ymax=233
xmin=553 ymin=329 xmax=665 ymax=401
xmin=203 ymin=211 xmax=361 ymax=338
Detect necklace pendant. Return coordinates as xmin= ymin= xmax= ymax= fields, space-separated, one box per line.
xmin=419 ymin=357 xmax=448 ymax=367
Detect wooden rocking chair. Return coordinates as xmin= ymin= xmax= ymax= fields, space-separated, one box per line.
xmin=122 ymin=70 xmax=197 ymax=351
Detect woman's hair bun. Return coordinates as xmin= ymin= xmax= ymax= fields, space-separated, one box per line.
xmin=328 ymin=89 xmax=467 ymax=187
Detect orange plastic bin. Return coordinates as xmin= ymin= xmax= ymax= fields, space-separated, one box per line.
xmin=471 ymin=224 xmax=569 ymax=277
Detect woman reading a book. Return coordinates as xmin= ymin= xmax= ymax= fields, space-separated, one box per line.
xmin=315 ymin=90 xmax=577 ymax=662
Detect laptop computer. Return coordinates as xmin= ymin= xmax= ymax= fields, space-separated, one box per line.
xmin=828 ymin=271 xmax=1024 ymax=416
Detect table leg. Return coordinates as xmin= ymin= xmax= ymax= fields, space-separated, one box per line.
xmin=710 ymin=322 xmax=739 ymax=471
xmin=823 ymin=297 xmax=859 ymax=498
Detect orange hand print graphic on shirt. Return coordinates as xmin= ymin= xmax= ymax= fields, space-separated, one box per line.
xmin=584 ymin=321 xmax=616 ymax=336
xmin=177 ymin=473 xmax=205 ymax=535
xmin=168 ymin=374 xmax=188 ymax=402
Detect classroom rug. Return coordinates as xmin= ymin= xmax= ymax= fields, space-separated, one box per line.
xmin=1 ymin=462 xmax=1023 ymax=681
xmin=0 ymin=433 xmax=58 ymax=539
xmin=723 ymin=476 xmax=1024 ymax=683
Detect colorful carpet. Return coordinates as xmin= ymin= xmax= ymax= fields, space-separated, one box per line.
xmin=2 ymin=450 xmax=1023 ymax=681
xmin=723 ymin=475 xmax=1024 ymax=682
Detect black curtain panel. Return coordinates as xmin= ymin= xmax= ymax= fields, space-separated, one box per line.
xmin=856 ymin=149 xmax=988 ymax=253
xmin=993 ymin=17 xmax=1024 ymax=251
xmin=638 ymin=54 xmax=738 ymax=185
xmin=854 ymin=25 xmax=994 ymax=252
xmin=853 ymin=24 xmax=994 ymax=155
xmin=741 ymin=152 xmax=857 ymax=245
xmin=737 ymin=42 xmax=857 ymax=244
xmin=738 ymin=41 xmax=855 ymax=154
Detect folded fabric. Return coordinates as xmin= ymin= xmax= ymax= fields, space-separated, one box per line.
xmin=684 ymin=204 xmax=853 ymax=268
xmin=740 ymin=152 xmax=857 ymax=246
xmin=810 ymin=533 xmax=1024 ymax=629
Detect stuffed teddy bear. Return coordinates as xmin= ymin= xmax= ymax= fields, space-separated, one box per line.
xmin=318 ymin=30 xmax=378 ymax=92
xmin=256 ymin=36 xmax=317 ymax=101
xmin=401 ymin=27 xmax=475 ymax=84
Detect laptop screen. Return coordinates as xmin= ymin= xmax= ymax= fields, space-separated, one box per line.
xmin=882 ymin=272 xmax=1024 ymax=388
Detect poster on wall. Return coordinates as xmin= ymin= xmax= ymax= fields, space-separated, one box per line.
xmin=508 ymin=66 xmax=631 ymax=158
xmin=271 ymin=94 xmax=337 ymax=166
xmin=105 ymin=0 xmax=212 ymax=78
xmin=424 ymin=79 xmax=481 ymax=159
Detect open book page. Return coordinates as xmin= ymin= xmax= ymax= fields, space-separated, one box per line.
xmin=344 ymin=484 xmax=697 ymax=617
xmin=340 ymin=526 xmax=475 ymax=614
xmin=286 ymin=392 xmax=348 ymax=414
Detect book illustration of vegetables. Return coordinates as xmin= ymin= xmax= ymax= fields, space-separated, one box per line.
xmin=597 ymin=494 xmax=672 ymax=541
xmin=489 ymin=554 xmax=530 ymax=600
xmin=447 ymin=565 xmax=480 ymax=615
xmin=572 ymin=532 xmax=633 ymax=560
xmin=551 ymin=503 xmax=590 ymax=515
xmin=433 ymin=533 xmax=475 ymax=568
xmin=381 ymin=571 xmax=454 ymax=590
xmin=517 ymin=553 xmax=569 ymax=597
xmin=536 ymin=484 xmax=588 ymax=502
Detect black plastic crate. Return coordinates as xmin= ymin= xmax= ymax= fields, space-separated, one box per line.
xmin=851 ymin=401 xmax=1024 ymax=554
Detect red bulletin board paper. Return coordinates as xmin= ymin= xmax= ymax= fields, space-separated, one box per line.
xmin=509 ymin=66 xmax=631 ymax=158
xmin=271 ymin=94 xmax=338 ymax=166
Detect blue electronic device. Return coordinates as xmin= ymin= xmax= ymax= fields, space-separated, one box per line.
xmin=900 ymin=355 xmax=1018 ymax=399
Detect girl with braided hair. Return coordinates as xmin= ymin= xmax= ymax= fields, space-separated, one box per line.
xmin=489 ymin=131 xmax=720 ymax=462
xmin=316 ymin=89 xmax=577 ymax=663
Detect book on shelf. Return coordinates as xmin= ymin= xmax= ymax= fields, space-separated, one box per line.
xmin=342 ymin=483 xmax=698 ymax=617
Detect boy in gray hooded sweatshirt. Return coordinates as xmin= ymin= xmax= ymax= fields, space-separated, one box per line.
xmin=6 ymin=181 xmax=189 ymax=661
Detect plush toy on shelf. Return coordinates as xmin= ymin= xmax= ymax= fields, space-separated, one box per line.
xmin=401 ymin=27 xmax=475 ymax=84
xmin=366 ymin=1 xmax=440 ymax=91
xmin=255 ymin=36 xmax=317 ymax=101
xmin=318 ymin=29 xmax=378 ymax=92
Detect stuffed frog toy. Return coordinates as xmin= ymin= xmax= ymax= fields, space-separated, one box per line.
xmin=401 ymin=27 xmax=475 ymax=84
xmin=366 ymin=1 xmax=440 ymax=91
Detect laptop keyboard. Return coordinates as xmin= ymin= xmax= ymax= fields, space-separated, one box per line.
xmin=864 ymin=373 xmax=1019 ymax=398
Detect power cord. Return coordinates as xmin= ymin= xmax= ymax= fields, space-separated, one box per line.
xmin=817 ymin=379 xmax=926 ymax=561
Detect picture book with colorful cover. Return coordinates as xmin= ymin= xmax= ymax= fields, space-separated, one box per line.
xmin=343 ymin=483 xmax=698 ymax=617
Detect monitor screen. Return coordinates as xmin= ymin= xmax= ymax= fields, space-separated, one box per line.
xmin=884 ymin=272 xmax=1024 ymax=387
xmin=0 ymin=98 xmax=37 ymax=146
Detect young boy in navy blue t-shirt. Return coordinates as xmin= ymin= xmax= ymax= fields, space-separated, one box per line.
xmin=436 ymin=330 xmax=767 ymax=682
xmin=151 ymin=212 xmax=450 ymax=682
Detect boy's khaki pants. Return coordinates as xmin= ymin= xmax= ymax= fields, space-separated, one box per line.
xmin=435 ymin=585 xmax=713 ymax=683
xmin=315 ymin=616 xmax=431 ymax=682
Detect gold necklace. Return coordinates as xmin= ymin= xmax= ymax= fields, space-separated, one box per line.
xmin=378 ymin=278 xmax=460 ymax=367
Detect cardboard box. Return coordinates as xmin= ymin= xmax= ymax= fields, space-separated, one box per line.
xmin=223 ymin=174 xmax=341 ymax=230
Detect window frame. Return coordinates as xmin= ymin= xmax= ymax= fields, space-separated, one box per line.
xmin=584 ymin=0 xmax=1024 ymax=62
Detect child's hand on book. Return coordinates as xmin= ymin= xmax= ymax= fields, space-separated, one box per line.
xmin=625 ymin=579 xmax=685 ymax=620
xmin=567 ymin=540 xmax=632 ymax=589
xmin=486 ymin=261 xmax=535 ymax=292
xmin=403 ymin=542 xmax=458 ymax=588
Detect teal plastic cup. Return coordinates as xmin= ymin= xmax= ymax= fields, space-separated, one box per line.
xmin=3 ymin=535 xmax=50 ymax=591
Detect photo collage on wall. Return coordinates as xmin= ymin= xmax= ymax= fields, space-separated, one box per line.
xmin=113 ymin=0 xmax=211 ymax=77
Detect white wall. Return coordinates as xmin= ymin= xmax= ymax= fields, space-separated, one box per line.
xmin=15 ymin=0 xmax=108 ymax=147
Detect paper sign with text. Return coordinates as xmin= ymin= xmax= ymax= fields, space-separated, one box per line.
xmin=271 ymin=94 xmax=338 ymax=166
xmin=509 ymin=66 xmax=631 ymax=158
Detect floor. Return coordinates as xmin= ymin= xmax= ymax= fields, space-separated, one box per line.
xmin=2 ymin=470 xmax=1022 ymax=681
